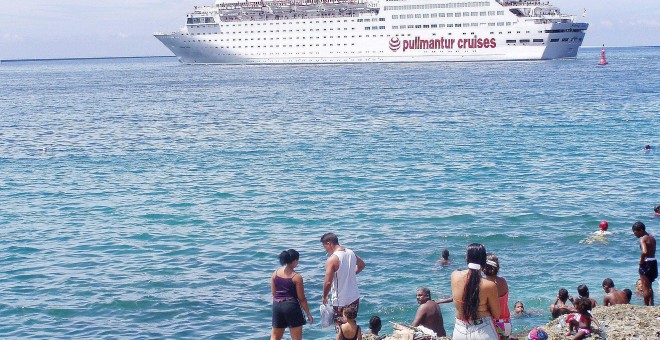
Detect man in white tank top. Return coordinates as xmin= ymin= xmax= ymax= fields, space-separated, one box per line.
xmin=321 ymin=233 xmax=365 ymax=329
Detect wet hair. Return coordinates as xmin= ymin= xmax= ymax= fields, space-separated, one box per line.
xmin=462 ymin=243 xmax=487 ymax=322
xmin=632 ymin=221 xmax=646 ymax=232
xmin=418 ymin=287 xmax=431 ymax=299
xmin=577 ymin=285 xmax=590 ymax=298
xmin=442 ymin=249 xmax=450 ymax=260
xmin=623 ymin=289 xmax=633 ymax=302
xmin=369 ymin=316 xmax=382 ymax=331
xmin=279 ymin=249 xmax=300 ymax=265
xmin=655 ymin=205 xmax=660 ymax=214
xmin=320 ymin=233 xmax=339 ymax=245
xmin=558 ymin=288 xmax=569 ymax=302
xmin=645 ymin=145 xmax=652 ymax=150
xmin=602 ymin=278 xmax=614 ymax=288
xmin=343 ymin=306 xmax=358 ymax=321
xmin=514 ymin=301 xmax=524 ymax=308
xmin=483 ymin=253 xmax=500 ymax=276
xmin=574 ymin=297 xmax=592 ymax=315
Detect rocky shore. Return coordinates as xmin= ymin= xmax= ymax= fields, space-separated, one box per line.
xmin=367 ymin=304 xmax=660 ymax=340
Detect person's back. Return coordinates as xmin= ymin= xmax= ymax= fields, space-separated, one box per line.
xmin=413 ymin=300 xmax=446 ymax=336
xmin=333 ymin=248 xmax=360 ymax=305
xmin=337 ymin=307 xmax=362 ymax=340
xmin=451 ymin=270 xmax=500 ymax=320
xmin=450 ymin=243 xmax=500 ymax=340
xmin=604 ymin=288 xmax=628 ymax=305
xmin=577 ymin=285 xmax=597 ymax=308
xmin=602 ymin=278 xmax=629 ymax=306
xmin=550 ymin=288 xmax=573 ymax=318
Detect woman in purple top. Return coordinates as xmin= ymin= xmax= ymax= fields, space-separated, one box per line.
xmin=271 ymin=249 xmax=313 ymax=340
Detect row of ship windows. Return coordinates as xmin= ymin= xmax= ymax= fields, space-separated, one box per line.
xmin=392 ymin=22 xmax=512 ymax=28
xmin=384 ymin=2 xmax=491 ymax=9
xmin=506 ymin=37 xmax=583 ymax=43
xmin=187 ymin=21 xmax=515 ymax=36
xmin=187 ymin=34 xmax=385 ymax=43
xmin=185 ymin=29 xmax=552 ymax=44
xmin=205 ymin=18 xmax=386 ymax=28
xmin=203 ymin=50 xmax=494 ymax=56
xmin=392 ymin=11 xmax=504 ymax=18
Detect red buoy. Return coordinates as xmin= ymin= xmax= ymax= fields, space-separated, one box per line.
xmin=598 ymin=45 xmax=608 ymax=66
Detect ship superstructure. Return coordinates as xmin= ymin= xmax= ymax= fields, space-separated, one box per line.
xmin=155 ymin=0 xmax=588 ymax=64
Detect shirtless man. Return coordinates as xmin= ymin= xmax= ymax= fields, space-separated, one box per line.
xmin=602 ymin=278 xmax=629 ymax=306
xmin=633 ymin=221 xmax=657 ymax=306
xmin=412 ymin=287 xmax=446 ymax=337
xmin=549 ymin=288 xmax=574 ymax=318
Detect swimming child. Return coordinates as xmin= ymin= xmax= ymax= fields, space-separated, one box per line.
xmin=565 ymin=298 xmax=593 ymax=340
xmin=655 ymin=205 xmax=660 ymax=217
xmin=337 ymin=306 xmax=362 ymax=340
xmin=438 ymin=249 xmax=450 ymax=265
xmin=513 ymin=301 xmax=524 ymax=315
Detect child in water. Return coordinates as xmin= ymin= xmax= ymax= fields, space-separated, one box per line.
xmin=337 ymin=306 xmax=362 ymax=340
xmin=566 ymin=298 xmax=593 ymax=340
xmin=513 ymin=301 xmax=525 ymax=315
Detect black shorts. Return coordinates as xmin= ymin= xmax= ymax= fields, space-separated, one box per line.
xmin=272 ymin=301 xmax=306 ymax=329
xmin=640 ymin=260 xmax=658 ymax=283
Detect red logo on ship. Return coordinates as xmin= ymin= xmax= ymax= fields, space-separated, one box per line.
xmin=389 ymin=37 xmax=401 ymax=52
xmin=388 ymin=36 xmax=497 ymax=52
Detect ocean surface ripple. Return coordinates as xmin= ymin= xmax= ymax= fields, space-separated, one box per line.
xmin=0 ymin=47 xmax=659 ymax=339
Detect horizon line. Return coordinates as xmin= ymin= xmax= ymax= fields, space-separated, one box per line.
xmin=3 ymin=45 xmax=659 ymax=62
xmin=1 ymin=55 xmax=176 ymax=63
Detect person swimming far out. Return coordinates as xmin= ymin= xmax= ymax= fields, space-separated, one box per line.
xmin=594 ymin=220 xmax=612 ymax=236
xmin=582 ymin=220 xmax=612 ymax=244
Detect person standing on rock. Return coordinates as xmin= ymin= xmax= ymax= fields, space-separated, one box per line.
xmin=632 ymin=221 xmax=657 ymax=306
xmin=321 ymin=233 xmax=366 ymax=329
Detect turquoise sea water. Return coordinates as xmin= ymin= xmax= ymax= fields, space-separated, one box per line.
xmin=1 ymin=47 xmax=659 ymax=339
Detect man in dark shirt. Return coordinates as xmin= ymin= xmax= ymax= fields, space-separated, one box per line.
xmin=412 ymin=287 xmax=446 ymax=337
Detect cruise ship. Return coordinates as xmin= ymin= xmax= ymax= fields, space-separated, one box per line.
xmin=154 ymin=0 xmax=588 ymax=64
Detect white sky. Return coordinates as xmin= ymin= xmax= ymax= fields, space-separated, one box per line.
xmin=0 ymin=0 xmax=659 ymax=59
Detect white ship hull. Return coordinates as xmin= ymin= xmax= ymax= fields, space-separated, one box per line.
xmin=155 ymin=0 xmax=588 ymax=64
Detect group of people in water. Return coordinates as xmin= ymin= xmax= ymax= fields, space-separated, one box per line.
xmin=270 ymin=217 xmax=657 ymax=340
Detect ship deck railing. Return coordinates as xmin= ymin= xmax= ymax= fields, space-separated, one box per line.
xmin=496 ymin=0 xmax=549 ymax=7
